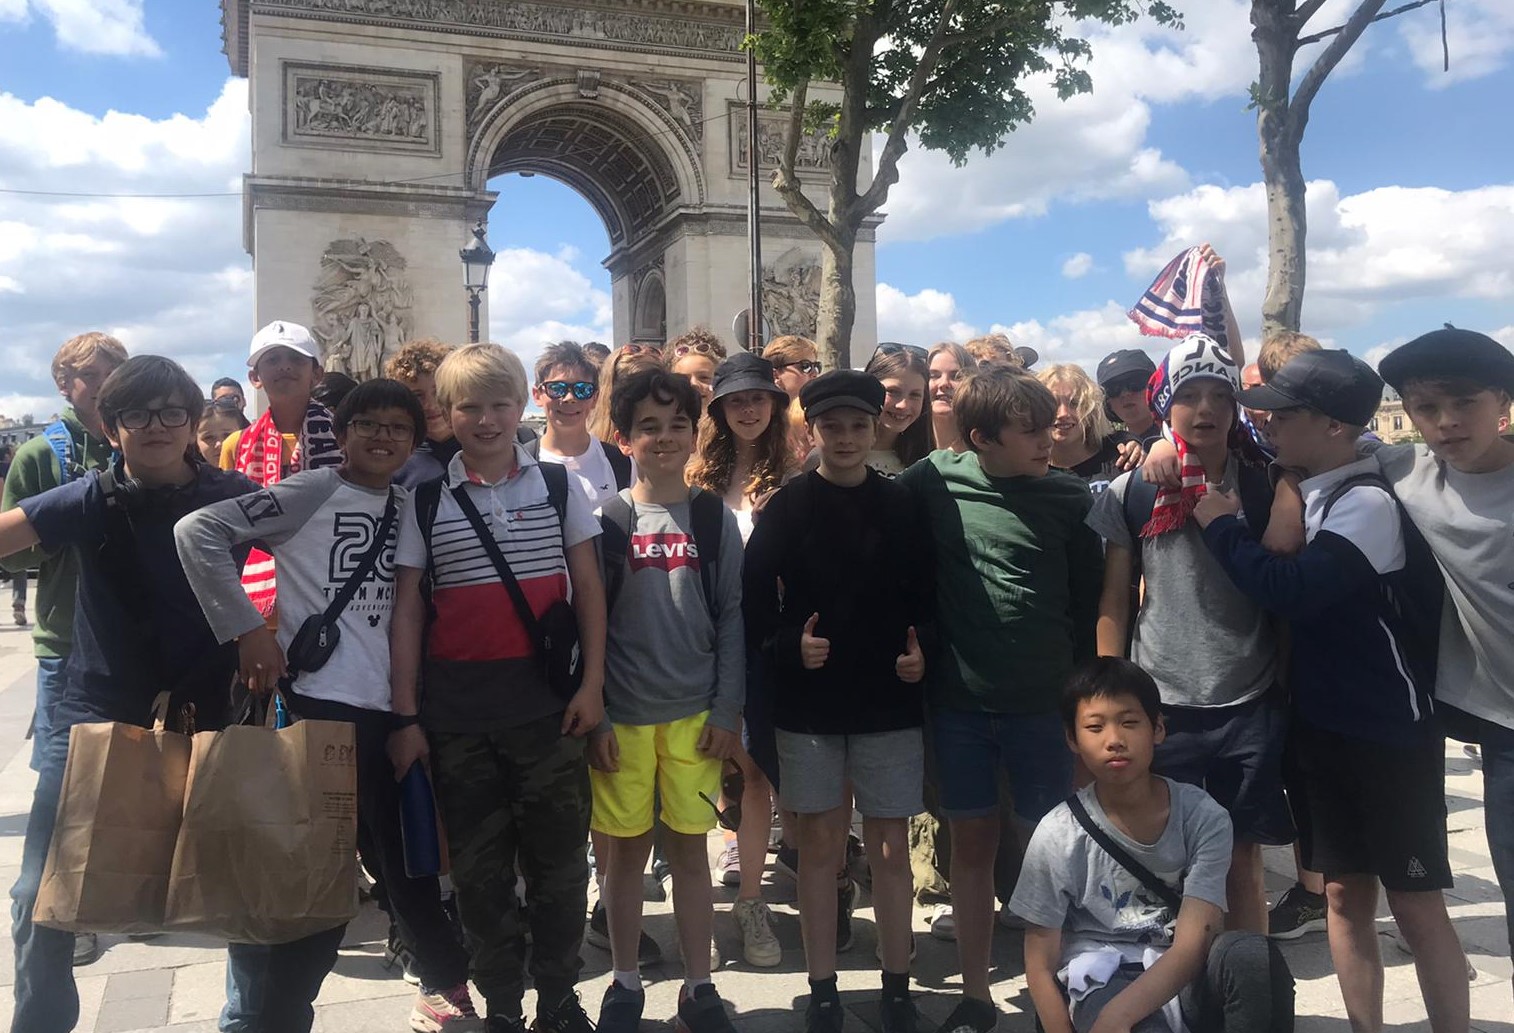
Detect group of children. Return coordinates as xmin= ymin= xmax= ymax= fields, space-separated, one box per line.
xmin=1 ymin=309 xmax=1510 ymax=1033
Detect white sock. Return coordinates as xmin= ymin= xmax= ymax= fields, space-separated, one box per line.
xmin=613 ymin=969 xmax=641 ymax=991
xmin=684 ymin=976 xmax=713 ymax=993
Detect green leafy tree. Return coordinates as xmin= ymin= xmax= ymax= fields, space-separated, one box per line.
xmin=752 ymin=0 xmax=1182 ymax=368
xmin=1250 ymin=0 xmax=1444 ymax=335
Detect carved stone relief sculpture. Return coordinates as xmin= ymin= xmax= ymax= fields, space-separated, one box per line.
xmin=729 ymin=103 xmax=829 ymax=178
xmin=761 ymin=248 xmax=822 ymax=339
xmin=311 ymin=238 xmax=415 ymax=380
xmin=466 ymin=62 xmax=544 ymax=132
xmin=284 ymin=63 xmax=438 ymax=153
xmin=632 ymin=78 xmax=703 ymax=142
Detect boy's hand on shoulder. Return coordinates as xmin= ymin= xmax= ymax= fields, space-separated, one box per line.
xmin=1261 ymin=471 xmax=1306 ymax=556
xmin=697 ymin=722 xmax=738 ymax=761
xmin=1142 ymin=438 xmax=1180 ymax=488
xmin=386 ymin=724 xmax=429 ymax=782
xmin=1192 ymin=488 xmax=1240 ymax=529
xmin=800 ymin=612 xmax=830 ymax=670
xmin=588 ymin=729 xmax=620 ymax=773
xmin=895 ymin=626 xmax=924 ymax=683
xmin=562 ymin=681 xmax=605 ymax=738
xmin=237 ymin=626 xmax=286 ymax=696
xmin=1115 ymin=440 xmax=1145 ymax=472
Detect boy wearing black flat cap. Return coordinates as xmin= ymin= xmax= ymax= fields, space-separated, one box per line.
xmin=1191 ymin=349 xmax=1468 ymax=1032
xmin=743 ymin=370 xmax=934 ymax=1033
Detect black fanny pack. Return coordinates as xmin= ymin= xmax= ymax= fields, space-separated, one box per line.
xmin=285 ymin=489 xmax=398 ymax=679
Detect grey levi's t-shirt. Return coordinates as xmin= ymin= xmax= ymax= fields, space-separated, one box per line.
xmin=1010 ymin=777 xmax=1232 ymax=967
xmin=1087 ymin=467 xmax=1277 ymax=708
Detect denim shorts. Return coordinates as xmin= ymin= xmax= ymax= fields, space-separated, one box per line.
xmin=776 ymin=727 xmax=924 ymax=818
xmin=928 ymin=706 xmax=1072 ymax=821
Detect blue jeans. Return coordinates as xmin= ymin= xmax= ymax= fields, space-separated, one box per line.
xmin=928 ymin=706 xmax=1072 ymax=821
xmin=1443 ymin=706 xmax=1514 ymax=958
xmin=30 ymin=655 xmax=66 ymax=773
xmin=11 ymin=721 xmax=79 ymax=1033
xmin=221 ymin=928 xmax=346 ymax=1033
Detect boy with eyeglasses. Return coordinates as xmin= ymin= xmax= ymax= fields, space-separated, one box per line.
xmin=178 ymin=378 xmax=479 ymax=1032
xmin=530 ymin=341 xmax=633 ymax=509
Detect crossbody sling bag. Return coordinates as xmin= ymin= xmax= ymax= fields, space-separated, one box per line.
xmin=1066 ymin=793 xmax=1184 ymax=914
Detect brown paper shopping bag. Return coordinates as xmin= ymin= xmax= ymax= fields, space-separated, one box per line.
xmin=34 ymin=694 xmax=192 ymax=934
xmin=163 ymin=708 xmax=359 ymax=944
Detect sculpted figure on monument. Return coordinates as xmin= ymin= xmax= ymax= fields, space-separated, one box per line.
xmin=293 ymin=75 xmax=428 ymax=142
xmin=635 ymin=79 xmax=702 ymax=140
xmin=468 ymin=64 xmax=542 ymax=127
xmin=762 ymin=249 xmax=822 ymax=338
xmin=311 ymin=238 xmax=414 ymax=378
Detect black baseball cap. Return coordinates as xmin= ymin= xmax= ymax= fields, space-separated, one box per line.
xmin=1378 ymin=325 xmax=1514 ymax=396
xmin=1097 ymin=348 xmax=1157 ymax=390
xmin=800 ymin=369 xmax=885 ymax=419
xmin=1237 ymin=349 xmax=1383 ymax=426
xmin=1014 ymin=346 xmax=1039 ymax=370
xmin=710 ymin=352 xmax=789 ymax=405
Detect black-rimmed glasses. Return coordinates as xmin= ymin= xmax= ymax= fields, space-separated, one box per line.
xmin=347 ymin=418 xmax=416 ymax=441
xmin=117 ymin=407 xmax=191 ymax=430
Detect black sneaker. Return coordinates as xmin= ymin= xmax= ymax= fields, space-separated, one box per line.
xmin=71 ymin=931 xmax=100 ymax=967
xmin=805 ymin=989 xmax=844 ymax=1033
xmin=534 ymin=991 xmax=596 ymax=1033
xmin=836 ymin=879 xmax=859 ymax=953
xmin=879 ymin=994 xmax=919 ymax=1033
xmin=1267 ymin=882 xmax=1327 ymax=940
xmin=774 ymin=844 xmax=800 ymax=881
xmin=938 ymin=996 xmax=997 ymax=1033
xmin=674 ymin=983 xmax=737 ymax=1033
xmin=586 ymin=901 xmax=664 ymax=968
xmin=597 ymin=980 xmax=645 ymax=1033
xmin=488 ymin=1015 xmax=531 ymax=1033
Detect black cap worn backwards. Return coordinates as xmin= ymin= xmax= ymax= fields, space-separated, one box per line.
xmin=1237 ymin=349 xmax=1384 ymax=427
xmin=1096 ymin=348 xmax=1157 ymax=390
xmin=1378 ymin=325 xmax=1514 ymax=396
xmin=800 ymin=369 xmax=885 ymax=419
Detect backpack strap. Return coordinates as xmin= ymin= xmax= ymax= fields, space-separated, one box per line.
xmin=42 ymin=419 xmax=77 ymax=484
xmin=601 ymin=441 xmax=633 ymax=491
xmin=1121 ymin=473 xmax=1159 ymax=564
xmin=689 ymin=488 xmax=723 ymax=621
xmin=1066 ymin=793 xmax=1184 ymax=915
xmin=598 ymin=494 xmax=634 ymax=615
xmin=1234 ymin=460 xmax=1275 ymax=540
xmin=538 ymin=460 xmax=570 ymax=527
xmin=516 ymin=424 xmax=541 ymax=457
xmin=414 ymin=478 xmax=444 ymax=608
xmin=1320 ymin=472 xmax=1393 ymax=523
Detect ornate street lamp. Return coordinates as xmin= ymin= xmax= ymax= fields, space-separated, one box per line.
xmin=459 ymin=220 xmax=496 ymax=343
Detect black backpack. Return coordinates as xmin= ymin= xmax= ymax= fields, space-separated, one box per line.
xmin=598 ymin=488 xmax=725 ymax=620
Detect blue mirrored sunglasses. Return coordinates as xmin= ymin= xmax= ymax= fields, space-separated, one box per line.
xmin=541 ymin=380 xmax=597 ymax=401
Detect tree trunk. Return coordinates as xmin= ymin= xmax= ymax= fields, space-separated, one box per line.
xmin=1259 ymin=125 xmax=1306 ymax=336
xmin=814 ymin=232 xmax=857 ymax=370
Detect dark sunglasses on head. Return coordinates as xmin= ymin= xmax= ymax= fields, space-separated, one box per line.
xmin=872 ymin=342 xmax=928 ymax=361
xmin=775 ymin=359 xmax=823 ymax=376
xmin=117 ymin=406 xmax=191 ymax=430
xmin=540 ymin=380 xmax=597 ymax=401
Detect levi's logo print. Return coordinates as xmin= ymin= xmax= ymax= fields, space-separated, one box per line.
xmin=629 ymin=532 xmax=701 ymax=572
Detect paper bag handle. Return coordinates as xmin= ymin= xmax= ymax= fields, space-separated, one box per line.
xmin=150 ymin=692 xmax=173 ymax=732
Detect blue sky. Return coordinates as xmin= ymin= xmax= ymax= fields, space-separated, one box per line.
xmin=1 ymin=0 xmax=1511 ymax=418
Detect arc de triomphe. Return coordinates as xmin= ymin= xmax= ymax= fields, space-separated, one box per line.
xmin=221 ymin=0 xmax=880 ymax=365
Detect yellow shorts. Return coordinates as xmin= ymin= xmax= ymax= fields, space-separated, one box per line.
xmin=590 ymin=711 xmax=721 ymax=838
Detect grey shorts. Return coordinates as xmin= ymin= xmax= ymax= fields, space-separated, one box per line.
xmin=775 ymin=727 xmax=924 ymax=818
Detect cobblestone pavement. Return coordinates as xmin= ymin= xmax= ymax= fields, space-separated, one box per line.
xmin=0 ymin=605 xmax=1506 ymax=1032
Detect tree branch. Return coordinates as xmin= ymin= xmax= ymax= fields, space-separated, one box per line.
xmin=1289 ymin=0 xmax=1387 ymax=127
xmin=1293 ymin=0 xmax=1330 ymax=30
xmin=854 ymin=0 xmax=961 ymax=218
xmin=1296 ymin=0 xmax=1436 ymax=46
xmin=771 ymin=79 xmax=842 ymax=252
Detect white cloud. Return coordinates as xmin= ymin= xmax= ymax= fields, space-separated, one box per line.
xmin=4 ymin=0 xmax=161 ymax=57
xmin=875 ymin=284 xmax=976 ymax=345
xmin=1061 ymin=252 xmax=1094 ymax=279
xmin=486 ymin=247 xmax=613 ymax=372
xmin=1399 ymin=0 xmax=1514 ymax=85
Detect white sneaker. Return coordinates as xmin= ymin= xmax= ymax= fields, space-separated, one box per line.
xmin=928 ymin=904 xmax=956 ymax=941
xmin=732 ymin=897 xmax=782 ymax=967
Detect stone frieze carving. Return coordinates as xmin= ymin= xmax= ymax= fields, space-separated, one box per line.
xmin=285 ymin=63 xmax=438 ymax=153
xmin=761 ymin=248 xmax=821 ymax=339
xmin=256 ymin=0 xmax=743 ymax=54
xmin=729 ymin=102 xmax=829 ymax=177
xmin=311 ymin=238 xmax=415 ymax=382
xmin=630 ymin=78 xmax=702 ymax=143
xmin=466 ymin=62 xmax=545 ymax=130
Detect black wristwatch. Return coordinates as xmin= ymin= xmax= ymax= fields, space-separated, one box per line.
xmin=390 ymin=713 xmax=421 ymax=732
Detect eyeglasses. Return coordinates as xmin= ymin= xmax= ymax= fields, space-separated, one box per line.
xmin=347 ymin=417 xmax=416 ymax=441
xmin=872 ymin=343 xmax=928 ymax=361
xmin=671 ymin=340 xmax=724 ymax=359
xmin=619 ymin=343 xmax=660 ymax=358
xmin=1104 ymin=376 xmax=1150 ymax=397
xmin=117 ymin=407 xmax=191 ymax=430
xmin=540 ymin=380 xmax=597 ymax=401
xmin=775 ymin=360 xmax=823 ymax=376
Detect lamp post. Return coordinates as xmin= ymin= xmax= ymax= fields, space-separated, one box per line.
xmin=459 ymin=219 xmax=496 ymax=343
xmin=744 ymin=0 xmax=764 ymax=353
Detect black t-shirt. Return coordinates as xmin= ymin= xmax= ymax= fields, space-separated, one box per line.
xmin=21 ymin=464 xmax=257 ymax=730
xmin=742 ymin=469 xmax=934 ymax=735
xmin=1063 ymin=431 xmax=1137 ymax=496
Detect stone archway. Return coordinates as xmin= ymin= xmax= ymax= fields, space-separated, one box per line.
xmin=223 ymin=0 xmax=878 ymax=362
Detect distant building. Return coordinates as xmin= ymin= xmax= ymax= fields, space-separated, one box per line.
xmin=0 ymin=416 xmax=59 ymax=449
xmin=1369 ymin=388 xmax=1416 ymax=444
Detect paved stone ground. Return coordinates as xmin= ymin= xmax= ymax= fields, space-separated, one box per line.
xmin=0 ymin=602 xmax=1506 ymax=1032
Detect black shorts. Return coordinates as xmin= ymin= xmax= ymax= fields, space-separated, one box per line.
xmin=1287 ymin=720 xmax=1451 ymax=892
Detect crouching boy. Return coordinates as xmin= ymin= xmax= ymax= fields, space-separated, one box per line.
xmin=591 ymin=368 xmax=744 ymax=1033
xmin=1012 ymin=659 xmax=1294 ymax=1033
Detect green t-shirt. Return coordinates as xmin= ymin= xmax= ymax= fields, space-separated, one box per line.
xmin=1 ymin=409 xmax=115 ymax=657
xmin=899 ymin=449 xmax=1105 ymax=714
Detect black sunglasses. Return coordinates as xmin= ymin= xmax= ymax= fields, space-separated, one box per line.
xmin=873 ymin=342 xmax=928 ymax=361
xmin=540 ymin=380 xmax=597 ymax=401
xmin=775 ymin=359 xmax=823 ymax=376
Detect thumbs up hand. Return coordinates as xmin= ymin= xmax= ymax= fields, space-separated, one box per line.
xmin=800 ymin=612 xmax=830 ymax=670
xmin=895 ymin=626 xmax=924 ymax=684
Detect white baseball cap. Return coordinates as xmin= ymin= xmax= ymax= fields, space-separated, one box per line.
xmin=247 ymin=320 xmax=319 ymax=369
